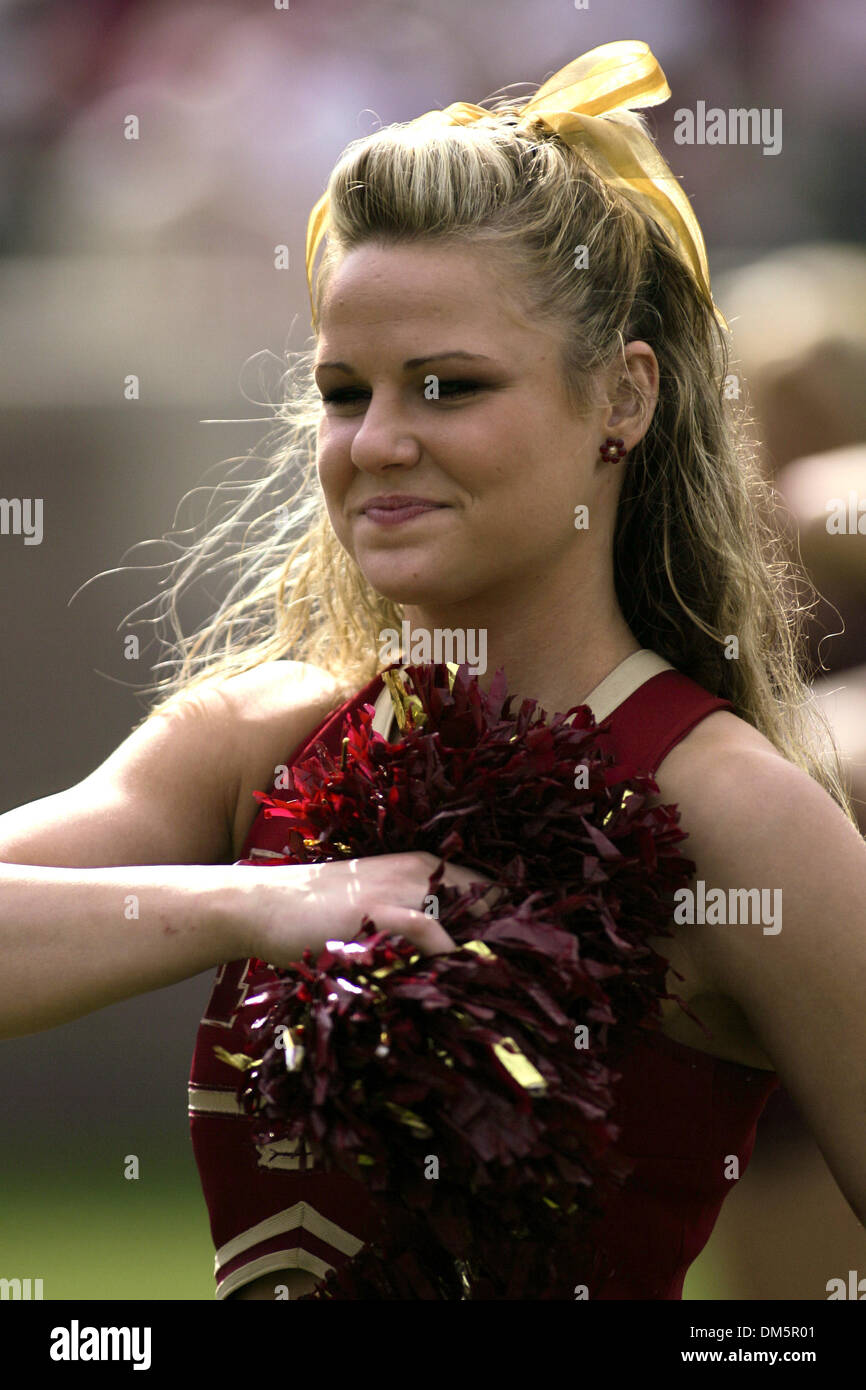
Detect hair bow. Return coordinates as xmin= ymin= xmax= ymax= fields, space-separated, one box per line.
xmin=305 ymin=40 xmax=727 ymax=331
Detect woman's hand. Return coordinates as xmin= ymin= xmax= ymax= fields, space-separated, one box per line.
xmin=224 ymin=851 xmax=501 ymax=969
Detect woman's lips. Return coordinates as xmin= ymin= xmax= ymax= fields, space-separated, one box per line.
xmin=361 ymin=501 xmax=449 ymax=526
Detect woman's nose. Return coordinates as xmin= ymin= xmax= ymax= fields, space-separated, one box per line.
xmin=349 ymin=392 xmax=423 ymax=472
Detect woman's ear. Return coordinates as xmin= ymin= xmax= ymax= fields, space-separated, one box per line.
xmin=604 ymin=341 xmax=659 ymax=443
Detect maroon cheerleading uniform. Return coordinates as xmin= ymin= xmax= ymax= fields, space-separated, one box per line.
xmin=188 ymin=658 xmax=779 ymax=1299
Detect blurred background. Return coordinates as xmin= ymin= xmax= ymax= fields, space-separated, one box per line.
xmin=1 ymin=0 xmax=864 ymax=1300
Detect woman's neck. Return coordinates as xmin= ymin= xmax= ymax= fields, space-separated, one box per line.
xmin=399 ymin=594 xmax=641 ymax=720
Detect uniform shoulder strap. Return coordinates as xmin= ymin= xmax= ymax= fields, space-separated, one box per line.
xmin=595 ymin=666 xmax=735 ymax=778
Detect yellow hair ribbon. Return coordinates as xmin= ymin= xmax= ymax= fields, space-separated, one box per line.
xmin=305 ymin=40 xmax=726 ymax=330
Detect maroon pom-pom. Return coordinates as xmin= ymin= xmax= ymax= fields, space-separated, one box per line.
xmin=231 ymin=662 xmax=694 ymax=1298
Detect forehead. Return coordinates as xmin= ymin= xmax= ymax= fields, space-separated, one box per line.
xmin=316 ymin=241 xmax=537 ymax=347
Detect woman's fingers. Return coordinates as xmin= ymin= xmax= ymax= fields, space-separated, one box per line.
xmin=345 ymin=904 xmax=459 ymax=956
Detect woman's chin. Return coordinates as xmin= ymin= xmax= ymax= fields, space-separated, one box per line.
xmin=359 ymin=557 xmax=464 ymax=607
xmin=367 ymin=578 xmax=450 ymax=607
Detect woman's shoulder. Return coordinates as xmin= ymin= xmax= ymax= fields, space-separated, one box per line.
xmin=658 ymin=703 xmax=779 ymax=770
xmin=647 ymin=694 xmax=863 ymax=997
xmin=640 ymin=704 xmax=843 ymax=1066
xmin=217 ymin=660 xmax=351 ymax=859
xmin=159 ymin=657 xmax=345 ymax=781
xmin=215 ymin=658 xmax=345 ymax=727
xmin=650 ymin=703 xmax=843 ymax=873
xmin=654 ymin=703 xmax=824 ymax=811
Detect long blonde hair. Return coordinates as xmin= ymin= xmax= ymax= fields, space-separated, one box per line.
xmin=131 ymin=97 xmax=854 ymax=820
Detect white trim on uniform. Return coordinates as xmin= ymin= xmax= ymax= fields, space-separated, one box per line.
xmin=214 ymin=1200 xmax=364 ymax=1271
xmin=188 ymin=1084 xmax=245 ymax=1115
xmin=215 ymin=1249 xmax=336 ymax=1299
xmin=583 ymin=649 xmax=673 ymax=724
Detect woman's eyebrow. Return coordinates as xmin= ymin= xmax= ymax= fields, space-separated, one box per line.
xmin=315 ymin=350 xmax=495 ymax=374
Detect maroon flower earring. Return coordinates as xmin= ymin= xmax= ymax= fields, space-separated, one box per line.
xmin=599 ymin=436 xmax=627 ymax=462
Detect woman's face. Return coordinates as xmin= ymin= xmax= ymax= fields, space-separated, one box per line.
xmin=314 ymin=240 xmax=643 ymax=613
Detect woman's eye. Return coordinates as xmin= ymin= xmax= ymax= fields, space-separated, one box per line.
xmin=320 ymin=388 xmax=368 ymax=405
xmin=320 ymin=380 xmax=482 ymax=406
xmin=429 ymin=379 xmax=480 ymax=398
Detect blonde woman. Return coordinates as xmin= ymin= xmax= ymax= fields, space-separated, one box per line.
xmin=1 ymin=43 xmax=864 ymax=1300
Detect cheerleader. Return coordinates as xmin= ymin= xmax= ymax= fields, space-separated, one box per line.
xmin=1 ymin=42 xmax=864 ymax=1299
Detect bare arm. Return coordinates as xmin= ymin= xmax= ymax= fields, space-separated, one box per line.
xmin=654 ymin=716 xmax=866 ymax=1229
xmin=0 ymin=661 xmax=337 ymax=1036
xmin=0 ymin=860 xmax=247 ymax=1038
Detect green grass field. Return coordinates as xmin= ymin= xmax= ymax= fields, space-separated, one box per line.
xmin=1 ymin=1153 xmax=723 ymax=1300
xmin=1 ymin=1155 xmax=215 ymax=1301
